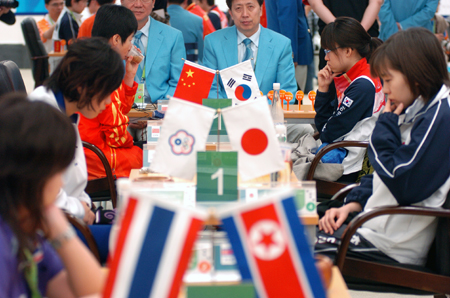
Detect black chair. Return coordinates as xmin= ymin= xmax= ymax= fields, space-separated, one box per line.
xmin=21 ymin=17 xmax=49 ymax=89
xmin=185 ymin=42 xmax=199 ymax=63
xmin=0 ymin=60 xmax=26 ymax=97
xmin=332 ymin=186 xmax=450 ymax=296
xmin=306 ymin=140 xmax=369 ymax=199
xmin=82 ymin=141 xmax=117 ymax=208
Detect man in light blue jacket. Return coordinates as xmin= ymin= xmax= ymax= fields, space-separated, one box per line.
xmin=379 ymin=0 xmax=439 ymax=41
xmin=167 ymin=0 xmax=204 ymax=63
xmin=122 ymin=0 xmax=186 ymax=103
xmin=203 ymin=0 xmax=297 ymax=99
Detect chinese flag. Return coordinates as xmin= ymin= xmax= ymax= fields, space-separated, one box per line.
xmin=174 ymin=60 xmax=216 ymax=105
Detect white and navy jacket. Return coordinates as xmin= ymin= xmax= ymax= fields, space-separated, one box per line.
xmin=29 ymin=86 xmax=91 ymax=219
xmin=345 ymin=85 xmax=450 ymax=265
xmin=315 ymin=70 xmax=384 ymax=175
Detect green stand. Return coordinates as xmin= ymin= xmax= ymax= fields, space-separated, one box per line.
xmin=186 ymin=283 xmax=255 ymax=298
xmin=202 ymin=98 xmax=231 ymax=136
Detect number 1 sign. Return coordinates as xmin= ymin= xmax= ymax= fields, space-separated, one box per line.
xmin=196 ymin=151 xmax=238 ymax=202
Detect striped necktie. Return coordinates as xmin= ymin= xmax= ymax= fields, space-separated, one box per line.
xmin=134 ymin=30 xmax=145 ymax=82
xmin=242 ymin=38 xmax=254 ymax=69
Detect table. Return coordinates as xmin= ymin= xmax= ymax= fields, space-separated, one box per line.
xmin=177 ymin=266 xmax=350 ymax=298
xmin=126 ymin=104 xmax=316 ymax=125
xmin=48 ymin=50 xmax=67 ymax=57
xmin=284 ymin=104 xmax=316 ymax=125
xmin=129 ymin=169 xmax=319 ymax=227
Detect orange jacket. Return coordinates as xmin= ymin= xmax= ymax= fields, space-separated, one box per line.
xmin=78 ymin=81 xmax=143 ymax=179
xmin=187 ymin=3 xmax=216 ymax=38
xmin=78 ymin=14 xmax=96 ymax=38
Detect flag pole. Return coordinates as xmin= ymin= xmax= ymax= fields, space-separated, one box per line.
xmin=217 ymin=108 xmax=221 ymax=151
xmin=216 ymin=70 xmax=219 ymax=99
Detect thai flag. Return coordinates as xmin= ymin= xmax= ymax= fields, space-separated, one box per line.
xmin=219 ymin=191 xmax=326 ymax=298
xmin=103 ymin=192 xmax=207 ymax=298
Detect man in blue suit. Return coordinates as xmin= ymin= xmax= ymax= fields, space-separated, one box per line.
xmin=167 ymin=0 xmax=204 ymax=63
xmin=203 ymin=0 xmax=297 ymax=99
xmin=122 ymin=0 xmax=186 ymax=103
xmin=265 ymin=0 xmax=313 ymax=92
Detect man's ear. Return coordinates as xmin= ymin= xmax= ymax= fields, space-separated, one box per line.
xmin=110 ymin=34 xmax=121 ymax=46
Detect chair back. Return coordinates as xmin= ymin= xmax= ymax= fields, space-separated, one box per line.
xmin=21 ymin=17 xmax=49 ymax=88
xmin=0 ymin=60 xmax=26 ymax=97
xmin=185 ymin=42 xmax=198 ymax=63
xmin=432 ymin=189 xmax=450 ymax=276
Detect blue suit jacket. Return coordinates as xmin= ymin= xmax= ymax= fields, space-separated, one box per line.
xmin=379 ymin=0 xmax=438 ymax=41
xmin=265 ymin=0 xmax=313 ymax=66
xmin=203 ymin=26 xmax=297 ymax=99
xmin=144 ymin=17 xmax=186 ymax=102
xmin=167 ymin=4 xmax=204 ymax=63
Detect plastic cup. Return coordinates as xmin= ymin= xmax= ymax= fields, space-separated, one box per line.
xmin=127 ymin=46 xmax=144 ymax=64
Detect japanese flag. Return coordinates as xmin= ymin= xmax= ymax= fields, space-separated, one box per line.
xmin=219 ymin=60 xmax=261 ymax=105
xmin=150 ymin=98 xmax=216 ymax=180
xmin=221 ymin=98 xmax=284 ymax=181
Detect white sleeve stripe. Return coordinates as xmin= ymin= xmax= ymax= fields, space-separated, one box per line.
xmin=370 ymin=99 xmax=442 ymax=178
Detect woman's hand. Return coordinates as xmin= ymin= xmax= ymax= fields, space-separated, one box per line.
xmin=317 ymin=65 xmax=339 ymax=93
xmin=318 ymin=202 xmax=362 ymax=234
xmin=44 ymin=204 xmax=71 ymax=240
xmin=383 ymin=98 xmax=404 ymax=115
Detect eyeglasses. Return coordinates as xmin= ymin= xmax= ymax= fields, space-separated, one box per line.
xmin=324 ymin=47 xmax=341 ymax=56
xmin=123 ymin=0 xmax=154 ymax=3
xmin=49 ymin=2 xmax=64 ymax=7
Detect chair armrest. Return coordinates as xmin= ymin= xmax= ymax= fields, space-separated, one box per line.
xmin=64 ymin=212 xmax=101 ymax=263
xmin=82 ymin=141 xmax=117 ymax=207
xmin=306 ymin=141 xmax=368 ymax=180
xmin=335 ymin=206 xmax=450 ymax=269
xmin=329 ymin=183 xmax=360 ymax=202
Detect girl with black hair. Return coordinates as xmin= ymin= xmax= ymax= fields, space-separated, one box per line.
xmin=0 ymin=94 xmax=104 ymax=297
xmin=313 ymin=16 xmax=384 ymax=182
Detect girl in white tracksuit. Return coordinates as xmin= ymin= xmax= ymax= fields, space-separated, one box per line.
xmin=316 ymin=27 xmax=450 ymax=265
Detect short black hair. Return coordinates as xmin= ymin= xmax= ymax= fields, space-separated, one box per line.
xmin=66 ymin=0 xmax=84 ymax=7
xmin=226 ymin=0 xmax=263 ymax=10
xmin=45 ymin=38 xmax=123 ymax=110
xmin=371 ymin=27 xmax=450 ymax=103
xmin=207 ymin=0 xmax=215 ymax=6
xmin=97 ymin=0 xmax=115 ymax=4
xmin=168 ymin=0 xmax=184 ymax=4
xmin=92 ymin=4 xmax=137 ymax=43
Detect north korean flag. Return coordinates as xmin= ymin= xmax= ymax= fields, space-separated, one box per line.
xmin=219 ymin=191 xmax=326 ymax=298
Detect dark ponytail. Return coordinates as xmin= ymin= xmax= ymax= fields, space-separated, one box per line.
xmin=321 ymin=16 xmax=382 ymax=61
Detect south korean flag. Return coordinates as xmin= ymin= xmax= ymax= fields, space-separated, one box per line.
xmin=342 ymin=96 xmax=353 ymax=108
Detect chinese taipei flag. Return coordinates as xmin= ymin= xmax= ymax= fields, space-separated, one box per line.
xmin=219 ymin=191 xmax=326 ymax=298
xmin=220 ymin=60 xmax=261 ymax=105
xmin=103 ymin=191 xmax=207 ymax=298
xmin=174 ymin=60 xmax=216 ymax=105
xmin=150 ymin=97 xmax=216 ymax=180
xmin=221 ymin=98 xmax=284 ymax=180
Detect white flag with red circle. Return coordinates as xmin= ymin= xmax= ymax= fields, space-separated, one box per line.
xmin=221 ymin=98 xmax=284 ymax=181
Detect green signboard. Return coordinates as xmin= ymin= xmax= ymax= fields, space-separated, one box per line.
xmin=196 ymin=151 xmax=238 ymax=202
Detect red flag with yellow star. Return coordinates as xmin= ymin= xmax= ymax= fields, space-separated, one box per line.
xmin=174 ymin=60 xmax=216 ymax=105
